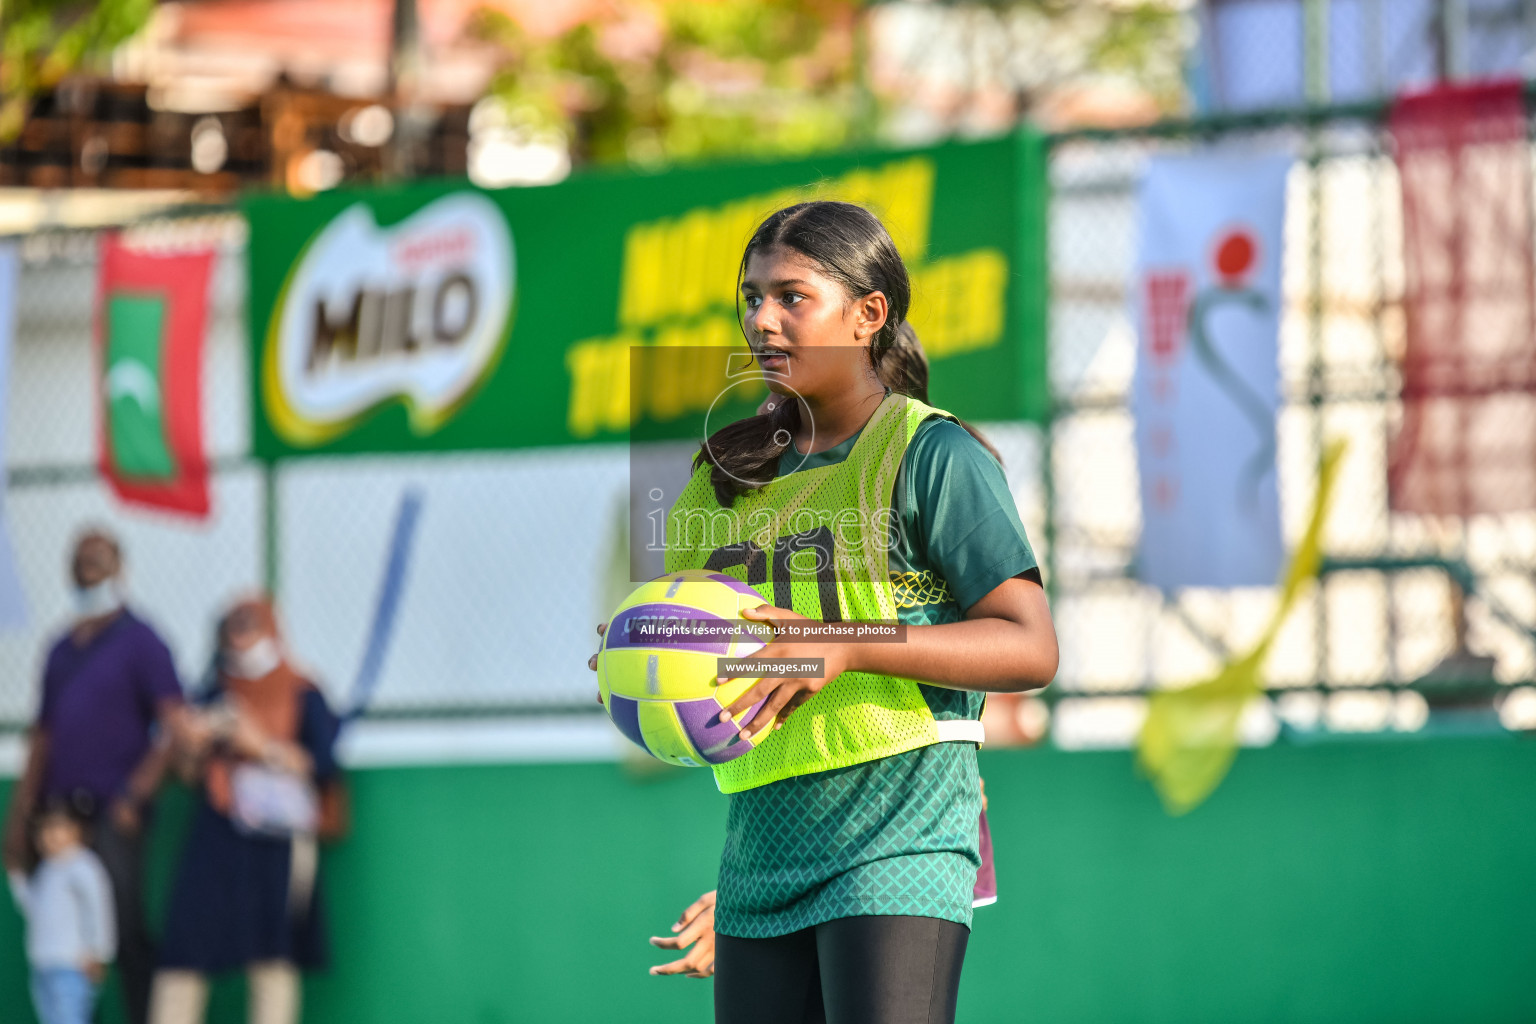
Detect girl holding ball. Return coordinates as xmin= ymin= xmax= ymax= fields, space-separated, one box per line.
xmin=602 ymin=200 xmax=1056 ymax=1024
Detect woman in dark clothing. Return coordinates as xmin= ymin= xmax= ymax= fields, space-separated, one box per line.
xmin=149 ymin=598 xmax=345 ymax=1024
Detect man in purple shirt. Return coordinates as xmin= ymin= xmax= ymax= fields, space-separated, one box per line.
xmin=3 ymin=529 xmax=195 ymax=1024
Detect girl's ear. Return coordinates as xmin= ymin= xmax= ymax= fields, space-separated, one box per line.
xmin=852 ymin=291 xmax=889 ymax=342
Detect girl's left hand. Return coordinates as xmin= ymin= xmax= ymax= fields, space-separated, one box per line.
xmin=717 ymin=604 xmax=852 ymax=741
xmin=649 ymin=890 xmax=717 ymax=978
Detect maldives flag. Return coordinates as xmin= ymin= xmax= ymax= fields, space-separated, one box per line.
xmin=96 ymin=234 xmax=215 ymax=517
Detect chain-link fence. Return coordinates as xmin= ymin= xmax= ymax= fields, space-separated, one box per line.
xmin=1046 ymin=104 xmax=1536 ymax=747
xmin=2 ymin=223 xmax=260 ymax=727
xmin=4 ymin=101 xmax=1535 ymax=736
xmin=0 ymin=222 xmax=645 ymax=726
xmin=1197 ymin=0 xmax=1536 ymax=112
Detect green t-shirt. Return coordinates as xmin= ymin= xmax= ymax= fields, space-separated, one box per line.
xmin=715 ymin=414 xmax=1039 ymax=938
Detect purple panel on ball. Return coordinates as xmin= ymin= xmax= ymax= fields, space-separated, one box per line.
xmin=706 ymin=573 xmax=768 ymax=604
xmin=606 ymin=694 xmax=646 ymax=751
xmin=605 ymin=603 xmax=747 ymax=655
xmin=674 ymin=696 xmax=766 ymax=764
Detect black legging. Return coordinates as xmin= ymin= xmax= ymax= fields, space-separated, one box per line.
xmin=714 ymin=915 xmax=969 ymax=1024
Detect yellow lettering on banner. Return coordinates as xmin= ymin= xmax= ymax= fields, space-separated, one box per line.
xmin=763 ymin=187 xmax=801 ymax=221
xmin=641 ymin=316 xmax=753 ymax=422
xmin=675 ymin=209 xmax=712 ymax=319
xmin=963 ymin=249 xmax=1006 ymax=346
xmin=650 ymin=324 xmax=692 ymax=421
xmin=814 ymin=159 xmax=934 ymax=259
xmin=594 ymin=248 xmax=1001 ymax=436
xmin=566 ymin=336 xmax=636 ymax=438
xmin=605 ymin=344 xmax=632 ymax=430
xmin=909 ymin=249 xmax=1008 ymax=357
xmin=692 ymin=316 xmax=749 ymax=413
xmin=572 ymin=316 xmax=756 ymax=435
xmin=698 ymin=209 xmax=734 ymax=314
xmin=881 ymin=159 xmax=936 ymax=259
xmin=593 ymin=158 xmax=965 ymax=436
xmin=615 ymin=158 xmax=938 ymax=332
xmin=716 ymin=199 xmax=761 ymax=304
xmin=698 ymin=315 xmax=737 ymax=349
xmin=917 ymin=258 xmax=952 ymax=353
xmin=835 ymin=167 xmax=875 ymax=206
xmin=620 ymin=224 xmax=665 ymax=328
xmin=566 ymin=341 xmax=602 ymax=438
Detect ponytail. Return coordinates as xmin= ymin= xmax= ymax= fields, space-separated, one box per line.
xmin=696 ymin=396 xmax=803 ymax=498
xmin=877 ymin=324 xmax=1006 ymax=467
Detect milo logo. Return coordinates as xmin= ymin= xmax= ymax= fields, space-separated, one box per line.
xmin=263 ymin=192 xmax=515 ymax=445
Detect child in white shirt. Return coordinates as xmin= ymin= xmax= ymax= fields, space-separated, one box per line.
xmin=7 ymin=800 xmax=117 ymax=1024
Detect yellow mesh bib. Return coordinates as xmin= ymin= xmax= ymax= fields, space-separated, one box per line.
xmin=665 ymin=393 xmax=956 ymax=793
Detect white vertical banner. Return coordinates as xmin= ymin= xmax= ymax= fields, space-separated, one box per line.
xmin=1133 ymin=152 xmax=1290 ymax=590
xmin=0 ymin=243 xmax=27 ymax=626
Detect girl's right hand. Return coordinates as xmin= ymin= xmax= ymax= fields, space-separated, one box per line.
xmin=648 ymin=890 xmax=717 ymax=978
xmin=589 ymin=623 xmax=606 ymax=703
xmin=587 ymin=623 xmax=607 ymax=672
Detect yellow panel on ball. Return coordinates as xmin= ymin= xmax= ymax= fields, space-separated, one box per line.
xmin=636 ymin=699 xmax=704 ymax=767
xmin=601 ymin=649 xmax=727 ymax=701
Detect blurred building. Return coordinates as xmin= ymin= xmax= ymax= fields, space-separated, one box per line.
xmin=1195 ymin=0 xmax=1536 ymax=110
xmin=117 ymin=0 xmax=593 ymax=109
xmin=0 ymin=0 xmax=602 ymax=200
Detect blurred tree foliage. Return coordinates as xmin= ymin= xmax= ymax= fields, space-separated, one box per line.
xmin=470 ymin=0 xmax=1189 ymax=168
xmin=0 ymin=0 xmax=156 ymax=140
xmin=1006 ymin=0 xmax=1191 ymax=108
xmin=470 ymin=0 xmax=874 ymax=167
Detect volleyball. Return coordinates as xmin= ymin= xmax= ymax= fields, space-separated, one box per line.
xmin=597 ymin=570 xmax=772 ymax=767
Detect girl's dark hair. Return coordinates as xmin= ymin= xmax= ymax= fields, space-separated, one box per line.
xmin=879 ymin=321 xmax=929 ymax=403
xmin=878 ymin=322 xmax=1004 ymax=466
xmin=696 ymin=201 xmax=911 ymax=506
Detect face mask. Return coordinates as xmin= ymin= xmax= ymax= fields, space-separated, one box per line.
xmin=73 ymin=580 xmax=121 ymax=620
xmin=224 ymin=637 xmax=282 ymax=680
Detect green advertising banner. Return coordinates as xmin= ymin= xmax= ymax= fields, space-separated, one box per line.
xmin=246 ymin=132 xmax=1048 ymax=459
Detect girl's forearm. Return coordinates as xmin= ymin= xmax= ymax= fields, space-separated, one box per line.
xmin=846 ymin=617 xmax=1057 ymax=694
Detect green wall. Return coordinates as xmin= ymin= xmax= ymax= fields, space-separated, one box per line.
xmin=3 ymin=735 xmax=1534 ymax=1023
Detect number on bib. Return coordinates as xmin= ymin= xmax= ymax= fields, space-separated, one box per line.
xmin=703 ymin=527 xmax=841 ymax=622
